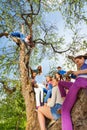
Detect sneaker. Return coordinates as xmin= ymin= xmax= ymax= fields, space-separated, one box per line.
xmin=36 ymin=106 xmax=40 ymax=109
xmin=35 ymin=106 xmax=40 ymax=112
xmin=41 ymin=102 xmax=44 ymax=106
xmin=47 ymin=120 xmax=56 ymax=128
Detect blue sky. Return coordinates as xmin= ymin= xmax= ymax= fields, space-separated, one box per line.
xmin=0 ymin=7 xmax=87 ymax=76
xmin=43 ymin=11 xmax=73 ymax=43
xmin=43 ymin=9 xmax=87 ymax=40
xmin=40 ymin=10 xmax=87 ymax=75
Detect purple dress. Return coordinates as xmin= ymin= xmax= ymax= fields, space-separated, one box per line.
xmin=58 ymin=61 xmax=87 ymax=130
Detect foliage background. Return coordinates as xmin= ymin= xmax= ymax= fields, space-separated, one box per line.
xmin=0 ymin=0 xmax=87 ymax=129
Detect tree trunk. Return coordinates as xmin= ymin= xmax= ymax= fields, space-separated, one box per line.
xmin=19 ymin=42 xmax=40 ymax=130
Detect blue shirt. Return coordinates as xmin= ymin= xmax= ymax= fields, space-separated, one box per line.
xmin=78 ymin=59 xmax=87 ymax=77
xmin=58 ymin=70 xmax=66 ymax=75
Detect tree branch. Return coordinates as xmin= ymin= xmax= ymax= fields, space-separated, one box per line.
xmin=68 ymin=55 xmax=75 ymax=61
xmin=21 ymin=0 xmax=41 ymax=29
xmin=0 ymin=80 xmax=16 ymax=94
xmin=10 ymin=36 xmax=22 ymax=46
xmin=22 ymin=0 xmax=41 ymax=16
xmin=0 ymin=32 xmax=9 ymax=37
xmin=51 ymin=44 xmax=71 ymax=54
xmin=34 ymin=38 xmax=71 ymax=54
xmin=21 ymin=14 xmax=30 ymax=27
xmin=0 ymin=32 xmax=22 ymax=46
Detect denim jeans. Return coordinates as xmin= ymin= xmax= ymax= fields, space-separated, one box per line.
xmin=44 ymin=89 xmax=52 ymax=103
xmin=51 ymin=103 xmax=62 ymax=120
xmin=10 ymin=32 xmax=25 ymax=40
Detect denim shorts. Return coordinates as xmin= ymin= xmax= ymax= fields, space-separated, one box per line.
xmin=50 ymin=103 xmax=62 ymax=120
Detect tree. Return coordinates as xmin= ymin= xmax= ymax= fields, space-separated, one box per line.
xmin=58 ymin=0 xmax=87 ymax=27
xmin=0 ymin=0 xmax=87 ymax=130
xmin=0 ymin=1 xmax=67 ymax=130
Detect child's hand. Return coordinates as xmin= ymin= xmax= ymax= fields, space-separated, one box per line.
xmin=67 ymin=70 xmax=73 ymax=75
xmin=64 ymin=70 xmax=73 ymax=77
xmin=47 ymin=98 xmax=51 ymax=103
xmin=44 ymin=103 xmax=47 ymax=106
xmin=72 ymin=71 xmax=79 ymax=76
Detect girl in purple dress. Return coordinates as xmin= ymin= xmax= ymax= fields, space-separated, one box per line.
xmin=58 ymin=54 xmax=87 ymax=130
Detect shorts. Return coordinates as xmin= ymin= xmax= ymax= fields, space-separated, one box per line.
xmin=50 ymin=103 xmax=62 ymax=120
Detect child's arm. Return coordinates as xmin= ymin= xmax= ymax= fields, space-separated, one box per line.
xmin=72 ymin=69 xmax=87 ymax=76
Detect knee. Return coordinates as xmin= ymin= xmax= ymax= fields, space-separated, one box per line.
xmin=48 ymin=90 xmax=51 ymax=93
xmin=38 ymin=106 xmax=43 ymax=113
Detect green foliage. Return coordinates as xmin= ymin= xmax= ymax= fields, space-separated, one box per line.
xmin=0 ymin=1 xmax=87 ymax=130
xmin=0 ymin=90 xmax=26 ymax=130
xmin=0 ymin=0 xmax=87 ymax=70
xmin=58 ymin=0 xmax=87 ymax=27
xmin=0 ymin=41 xmax=19 ymax=79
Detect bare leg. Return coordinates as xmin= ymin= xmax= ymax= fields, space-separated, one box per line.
xmin=38 ymin=110 xmax=47 ymax=130
xmin=38 ymin=105 xmax=53 ymax=130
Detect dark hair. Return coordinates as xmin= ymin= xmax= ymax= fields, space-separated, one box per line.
xmin=37 ymin=65 xmax=42 ymax=74
xmin=55 ymin=72 xmax=63 ymax=81
xmin=66 ymin=76 xmax=71 ymax=81
xmin=46 ymin=75 xmax=53 ymax=81
xmin=57 ymin=66 xmax=61 ymax=69
xmin=53 ymin=77 xmax=59 ymax=82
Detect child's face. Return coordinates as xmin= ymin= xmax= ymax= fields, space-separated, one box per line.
xmin=46 ymin=76 xmax=50 ymax=82
xmin=52 ymin=78 xmax=58 ymax=87
xmin=74 ymin=57 xmax=85 ymax=68
xmin=57 ymin=67 xmax=61 ymax=70
xmin=26 ymin=35 xmax=31 ymax=40
xmin=38 ymin=66 xmax=42 ymax=70
xmin=32 ymin=72 xmax=37 ymax=77
xmin=55 ymin=73 xmax=60 ymax=79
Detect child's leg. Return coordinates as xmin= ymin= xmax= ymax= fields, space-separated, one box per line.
xmin=38 ymin=110 xmax=47 ymax=130
xmin=62 ymin=77 xmax=87 ymax=130
xmin=43 ymin=88 xmax=47 ymax=94
xmin=39 ymin=87 xmax=44 ymax=105
xmin=38 ymin=106 xmax=53 ymax=130
xmin=58 ymin=80 xmax=73 ymax=97
xmin=34 ymin=88 xmax=41 ymax=107
xmin=10 ymin=32 xmax=21 ymax=37
xmin=38 ymin=106 xmax=53 ymax=119
xmin=44 ymin=89 xmax=52 ymax=103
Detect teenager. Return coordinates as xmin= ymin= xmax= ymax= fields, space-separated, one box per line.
xmin=38 ymin=78 xmax=64 ymax=130
xmin=58 ymin=54 xmax=87 ymax=130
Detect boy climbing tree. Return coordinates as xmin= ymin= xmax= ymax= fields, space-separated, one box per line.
xmin=10 ymin=32 xmax=34 ymax=47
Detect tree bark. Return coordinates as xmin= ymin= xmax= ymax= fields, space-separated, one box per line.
xmin=19 ymin=42 xmax=40 ymax=130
